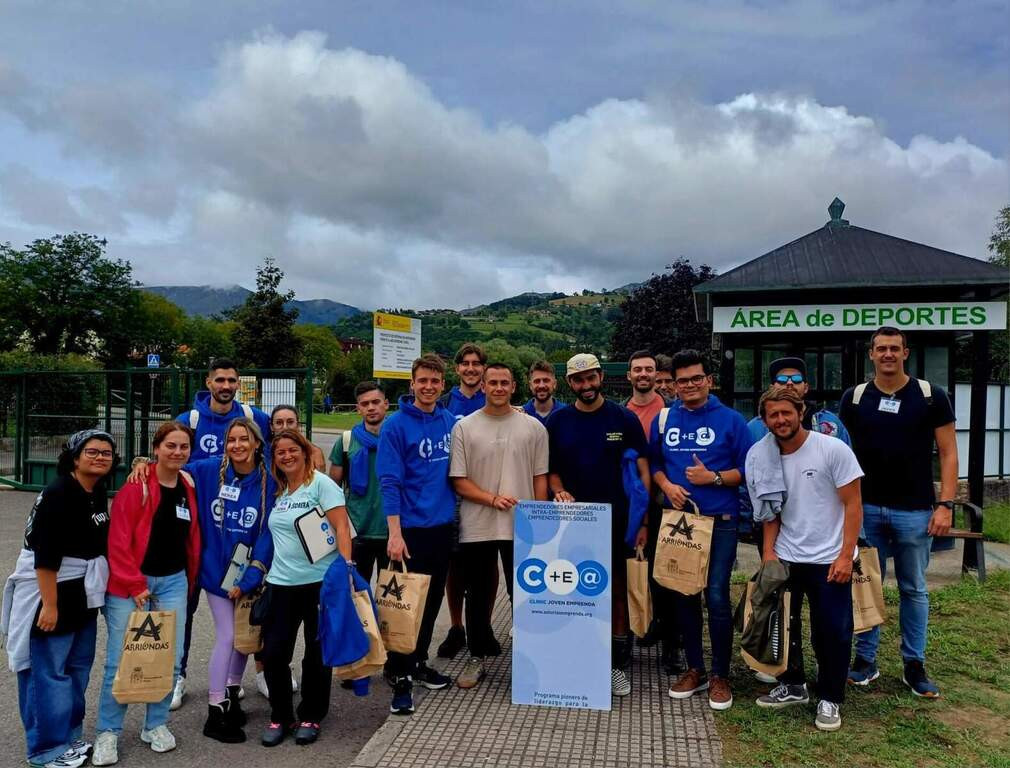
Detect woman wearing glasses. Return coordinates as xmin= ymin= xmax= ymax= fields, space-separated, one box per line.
xmin=4 ymin=430 xmax=118 ymax=768
xmin=92 ymin=422 xmax=201 ymax=766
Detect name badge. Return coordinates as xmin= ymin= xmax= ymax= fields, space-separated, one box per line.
xmin=175 ymin=505 xmax=191 ymax=521
xmin=878 ymin=398 xmax=901 ymax=414
xmin=275 ymin=498 xmax=290 ymax=513
xmin=219 ymin=485 xmax=241 ymax=502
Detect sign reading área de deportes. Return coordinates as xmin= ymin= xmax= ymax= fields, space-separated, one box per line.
xmin=512 ymin=500 xmax=611 ymax=711
xmin=713 ymin=301 xmax=1007 ymax=333
xmin=372 ymin=311 xmax=422 ymax=380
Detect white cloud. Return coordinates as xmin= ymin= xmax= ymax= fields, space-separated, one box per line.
xmin=0 ymin=30 xmax=1006 ymax=309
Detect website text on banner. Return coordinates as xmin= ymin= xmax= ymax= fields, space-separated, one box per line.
xmin=513 ymin=500 xmax=612 ymax=711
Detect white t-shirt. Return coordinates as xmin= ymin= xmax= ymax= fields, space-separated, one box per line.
xmin=449 ymin=409 xmax=549 ymax=543
xmin=775 ymin=431 xmax=864 ymax=565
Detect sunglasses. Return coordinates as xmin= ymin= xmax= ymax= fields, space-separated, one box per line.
xmin=774 ymin=374 xmax=805 ymax=384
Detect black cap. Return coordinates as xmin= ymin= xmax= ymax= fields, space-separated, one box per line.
xmin=768 ymin=357 xmax=806 ymax=379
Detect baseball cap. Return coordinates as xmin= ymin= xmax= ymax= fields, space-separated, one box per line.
xmin=566 ymin=353 xmax=602 ymax=377
xmin=768 ymin=356 xmax=807 ymax=379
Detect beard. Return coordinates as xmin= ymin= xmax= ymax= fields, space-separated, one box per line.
xmin=577 ymin=386 xmax=600 ymax=404
xmin=774 ymin=423 xmax=801 ymax=442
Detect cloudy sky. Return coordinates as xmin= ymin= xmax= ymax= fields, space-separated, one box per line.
xmin=0 ymin=1 xmax=1006 ymax=310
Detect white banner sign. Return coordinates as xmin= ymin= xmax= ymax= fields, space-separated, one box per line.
xmin=713 ymin=302 xmax=1007 ymax=333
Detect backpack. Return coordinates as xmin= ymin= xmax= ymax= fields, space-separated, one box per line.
xmin=851 ymin=379 xmax=932 ymax=406
xmin=188 ymin=402 xmax=253 ymax=429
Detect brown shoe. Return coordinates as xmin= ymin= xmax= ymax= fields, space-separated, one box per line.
xmin=708 ymin=675 xmax=733 ymax=711
xmin=669 ymin=668 xmax=709 ymax=699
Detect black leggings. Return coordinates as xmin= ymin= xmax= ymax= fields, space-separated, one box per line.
xmin=261 ymin=581 xmax=331 ymax=725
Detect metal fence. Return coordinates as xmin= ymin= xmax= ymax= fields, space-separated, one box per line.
xmin=0 ymin=367 xmax=312 ymax=491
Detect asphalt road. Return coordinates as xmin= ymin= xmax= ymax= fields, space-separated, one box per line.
xmin=0 ymin=482 xmax=400 ymax=768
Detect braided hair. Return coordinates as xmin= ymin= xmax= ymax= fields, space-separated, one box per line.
xmin=217 ymin=417 xmax=268 ymax=527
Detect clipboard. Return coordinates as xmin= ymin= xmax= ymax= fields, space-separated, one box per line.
xmin=220 ymin=542 xmax=250 ymax=591
xmin=294 ymin=505 xmax=338 ymax=563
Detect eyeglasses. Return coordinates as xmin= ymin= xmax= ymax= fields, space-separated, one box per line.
xmin=774 ymin=374 xmax=805 ymax=385
xmin=675 ymin=374 xmax=708 ymax=387
xmin=82 ymin=448 xmax=114 ymax=459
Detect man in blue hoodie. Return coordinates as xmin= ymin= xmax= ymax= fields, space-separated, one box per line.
xmin=177 ymin=358 xmax=272 ymax=460
xmin=169 ymin=357 xmax=271 ymax=710
xmin=435 ymin=343 xmax=487 ymax=659
xmin=377 ymin=353 xmax=458 ymax=715
xmin=653 ymin=349 xmax=752 ymax=712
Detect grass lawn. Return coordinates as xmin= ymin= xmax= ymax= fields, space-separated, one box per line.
xmin=719 ymin=569 xmax=1010 ymax=768
xmin=982 ymin=501 xmax=1010 ymax=544
xmin=310 ymin=412 xmax=360 ymax=430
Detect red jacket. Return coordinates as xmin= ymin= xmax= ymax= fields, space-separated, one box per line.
xmin=107 ymin=471 xmax=201 ymax=598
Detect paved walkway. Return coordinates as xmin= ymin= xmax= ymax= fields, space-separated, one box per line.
xmin=351 ymin=598 xmax=721 ymax=768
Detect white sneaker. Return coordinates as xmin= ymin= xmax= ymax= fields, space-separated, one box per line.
xmin=256 ymin=670 xmax=270 ymax=698
xmin=91 ymin=732 xmax=118 ymax=767
xmin=140 ymin=725 xmax=177 ymax=753
xmin=611 ymin=668 xmax=631 ymax=697
xmin=236 ymin=685 xmax=245 ymax=700
xmin=37 ymin=748 xmax=87 ymax=768
xmin=169 ymin=675 xmax=186 ymax=711
xmin=291 ymin=667 xmax=299 ymax=693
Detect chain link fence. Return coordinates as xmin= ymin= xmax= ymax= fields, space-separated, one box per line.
xmin=0 ymin=367 xmax=313 ymax=491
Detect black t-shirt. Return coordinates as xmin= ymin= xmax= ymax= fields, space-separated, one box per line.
xmin=547 ymin=399 xmax=647 ymax=525
xmin=24 ymin=474 xmax=110 ymax=634
xmin=141 ymin=483 xmax=192 ymax=577
xmin=839 ymin=379 xmax=955 ymax=510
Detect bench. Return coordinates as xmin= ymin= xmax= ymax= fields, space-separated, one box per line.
xmin=948 ymin=501 xmax=986 ymax=582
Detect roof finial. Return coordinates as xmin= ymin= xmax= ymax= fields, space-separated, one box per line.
xmin=827 ymin=197 xmax=849 ymax=228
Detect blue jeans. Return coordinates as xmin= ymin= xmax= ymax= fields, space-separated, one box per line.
xmin=854 ymin=505 xmax=932 ymax=664
xmin=674 ymin=517 xmax=738 ymax=678
xmin=97 ymin=571 xmax=188 ymax=734
xmin=17 ymin=618 xmax=97 ymax=764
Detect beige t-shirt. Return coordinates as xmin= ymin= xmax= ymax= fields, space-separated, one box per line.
xmin=449 ymin=409 xmax=549 ymax=543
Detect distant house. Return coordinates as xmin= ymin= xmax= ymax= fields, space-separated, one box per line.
xmin=339 ymin=337 xmax=372 ymax=352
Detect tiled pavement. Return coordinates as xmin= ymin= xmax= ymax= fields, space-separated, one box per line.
xmin=351 ymin=598 xmax=722 ymax=768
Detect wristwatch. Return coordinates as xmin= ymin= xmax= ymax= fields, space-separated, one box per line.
xmin=713 ymin=471 xmax=724 ymax=487
xmin=937 ymin=500 xmax=954 ymax=510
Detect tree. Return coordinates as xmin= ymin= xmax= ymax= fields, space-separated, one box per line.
xmin=0 ymin=233 xmax=136 ymax=355
xmin=101 ymin=290 xmax=187 ymax=366
xmin=178 ymin=316 xmax=235 ymax=369
xmin=609 ymin=259 xmax=716 ymax=362
xmin=295 ymin=324 xmax=344 ymax=382
xmin=228 ymin=257 xmax=303 ymax=368
xmin=987 ymin=205 xmax=1010 ymax=382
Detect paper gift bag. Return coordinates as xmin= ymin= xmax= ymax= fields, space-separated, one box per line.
xmin=111 ymin=609 xmax=177 ymax=704
xmin=335 ymin=588 xmax=388 ymax=680
xmin=233 ymin=591 xmax=263 ymax=654
xmin=652 ymin=503 xmax=714 ymax=595
xmin=852 ymin=547 xmax=886 ymax=634
xmin=627 ymin=546 xmax=653 ymax=638
xmin=375 ymin=561 xmax=430 ymax=655
xmin=739 ymin=582 xmax=791 ymax=679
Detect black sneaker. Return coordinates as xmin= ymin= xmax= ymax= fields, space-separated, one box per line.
xmin=902 ymin=660 xmax=940 ymax=698
xmin=260 ymin=722 xmax=290 ymax=748
xmin=339 ymin=679 xmax=355 ymax=690
xmin=415 ymin=662 xmax=451 ymax=690
xmin=662 ymin=642 xmax=685 ymax=676
xmin=390 ymin=677 xmax=415 ymax=715
xmin=637 ymin=618 xmax=662 ymax=648
xmin=294 ymin=722 xmax=320 ymax=746
xmin=437 ymin=625 xmax=467 ymax=658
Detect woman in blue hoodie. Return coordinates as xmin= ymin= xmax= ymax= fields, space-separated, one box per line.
xmin=130 ymin=417 xmax=274 ymax=744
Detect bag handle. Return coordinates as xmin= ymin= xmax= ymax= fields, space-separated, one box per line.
xmin=390 ymin=558 xmax=410 ymax=575
xmin=634 ymin=545 xmax=647 ymax=562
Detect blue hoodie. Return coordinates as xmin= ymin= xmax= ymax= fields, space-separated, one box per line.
xmin=176 ymin=391 xmax=272 ymax=460
xmin=319 ymin=557 xmax=372 ymax=668
xmin=376 ymin=395 xmax=456 ymax=529
xmin=523 ymin=398 xmax=566 ymax=426
xmin=185 ymin=456 xmax=276 ymax=596
xmin=440 ymin=387 xmax=485 ymax=420
xmin=649 ymin=395 xmax=753 ymax=517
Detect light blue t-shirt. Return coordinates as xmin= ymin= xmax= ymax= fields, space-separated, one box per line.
xmin=267 ymin=470 xmax=346 ymax=586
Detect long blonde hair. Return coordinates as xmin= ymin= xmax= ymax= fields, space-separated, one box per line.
xmin=217 ymin=417 xmax=268 ymax=523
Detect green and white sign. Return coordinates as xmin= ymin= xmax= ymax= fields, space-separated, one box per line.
xmin=713 ymin=302 xmax=1007 ymax=333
